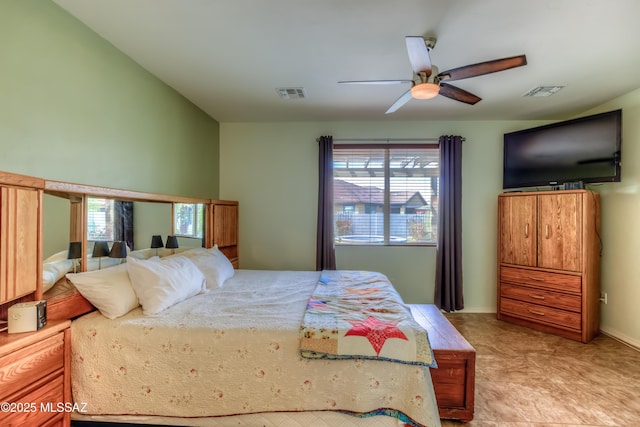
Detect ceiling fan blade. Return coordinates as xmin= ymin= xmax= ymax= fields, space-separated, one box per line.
xmin=439 ymin=82 xmax=481 ymax=105
xmin=405 ymin=36 xmax=432 ymax=75
xmin=438 ymin=55 xmax=527 ymax=81
xmin=338 ymin=80 xmax=412 ymax=85
xmin=385 ymin=89 xmax=413 ymax=114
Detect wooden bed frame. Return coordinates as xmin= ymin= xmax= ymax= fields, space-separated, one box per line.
xmin=410 ymin=304 xmax=476 ymax=422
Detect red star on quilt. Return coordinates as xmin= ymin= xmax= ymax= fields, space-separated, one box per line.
xmin=344 ymin=316 xmax=408 ymax=355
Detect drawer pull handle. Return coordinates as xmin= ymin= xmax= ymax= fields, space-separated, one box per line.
xmin=529 ymin=276 xmax=545 ymax=282
xmin=528 ymin=294 xmax=545 ymax=300
xmin=528 ymin=309 xmax=545 ymax=316
xmin=545 ymin=224 xmax=550 ymax=239
xmin=524 ymin=223 xmax=529 ymax=238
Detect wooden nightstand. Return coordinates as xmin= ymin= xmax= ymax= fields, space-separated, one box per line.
xmin=0 ymin=320 xmax=71 ymax=427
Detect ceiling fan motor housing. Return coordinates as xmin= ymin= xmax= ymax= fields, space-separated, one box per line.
xmin=424 ymin=37 xmax=437 ymax=50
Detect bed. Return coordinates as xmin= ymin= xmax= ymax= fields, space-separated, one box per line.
xmin=58 ymin=247 xmax=442 ymax=427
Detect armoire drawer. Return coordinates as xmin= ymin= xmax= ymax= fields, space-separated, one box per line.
xmin=500 ymin=282 xmax=582 ymax=312
xmin=500 ymin=266 xmax=581 ymax=293
xmin=500 ymin=297 xmax=582 ymax=331
xmin=0 ymin=333 xmax=64 ymax=400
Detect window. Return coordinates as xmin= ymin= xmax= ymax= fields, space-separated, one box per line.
xmin=174 ymin=203 xmax=205 ymax=238
xmin=333 ymin=144 xmax=439 ymax=245
xmin=87 ymin=198 xmax=115 ymax=241
xmin=342 ymin=204 xmax=355 ymax=214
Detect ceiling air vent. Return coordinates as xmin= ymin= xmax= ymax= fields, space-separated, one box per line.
xmin=276 ymin=87 xmax=307 ymax=100
xmin=522 ymin=86 xmax=565 ymax=97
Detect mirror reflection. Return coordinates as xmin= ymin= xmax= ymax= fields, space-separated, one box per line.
xmin=43 ymin=193 xmax=71 ymax=259
xmin=42 ymin=195 xmax=204 ymax=300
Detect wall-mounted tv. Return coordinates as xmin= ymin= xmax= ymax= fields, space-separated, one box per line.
xmin=503 ymin=109 xmax=622 ymax=189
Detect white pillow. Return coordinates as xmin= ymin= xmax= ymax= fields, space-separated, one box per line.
xmin=126 ymin=255 xmax=205 ymax=315
xmin=208 ymin=245 xmax=235 ymax=287
xmin=178 ymin=245 xmax=235 ymax=289
xmin=129 ymin=247 xmax=188 ymax=260
xmin=44 ymin=250 xmax=69 ymax=263
xmin=128 ymin=248 xmax=156 ymax=260
xmin=43 ymin=259 xmax=73 ymax=293
xmin=66 ymin=264 xmax=139 ymax=319
xmin=86 ymin=256 xmax=122 ymax=271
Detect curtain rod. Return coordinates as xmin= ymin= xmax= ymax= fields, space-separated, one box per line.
xmin=316 ymin=137 xmax=465 ymax=143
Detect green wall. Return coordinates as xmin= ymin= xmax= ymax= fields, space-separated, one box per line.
xmin=0 ymin=1 xmax=219 ymax=198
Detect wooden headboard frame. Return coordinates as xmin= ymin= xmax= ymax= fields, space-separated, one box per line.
xmin=0 ymin=170 xmax=238 ymax=321
xmin=0 ymin=171 xmax=45 ymax=321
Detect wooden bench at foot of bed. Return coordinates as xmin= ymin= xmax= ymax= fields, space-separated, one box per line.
xmin=409 ymin=304 xmax=475 ymax=422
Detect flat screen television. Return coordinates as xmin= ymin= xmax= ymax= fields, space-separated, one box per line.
xmin=503 ymin=109 xmax=622 ymax=189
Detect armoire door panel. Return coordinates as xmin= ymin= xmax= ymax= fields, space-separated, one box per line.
xmin=499 ymin=195 xmax=537 ymax=267
xmin=537 ymin=193 xmax=582 ymax=272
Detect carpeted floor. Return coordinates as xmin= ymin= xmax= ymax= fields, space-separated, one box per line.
xmin=441 ymin=313 xmax=640 ymax=427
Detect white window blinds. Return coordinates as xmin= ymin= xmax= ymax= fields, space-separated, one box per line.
xmin=333 ymin=144 xmax=439 ymax=245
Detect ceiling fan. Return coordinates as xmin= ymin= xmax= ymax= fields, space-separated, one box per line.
xmin=339 ymin=36 xmax=527 ymax=114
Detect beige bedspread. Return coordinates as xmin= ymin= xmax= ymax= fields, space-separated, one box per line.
xmin=71 ymin=269 xmax=441 ymax=427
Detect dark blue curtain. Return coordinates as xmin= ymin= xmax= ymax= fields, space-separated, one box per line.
xmin=316 ymin=135 xmax=336 ymax=270
xmin=434 ymin=135 xmax=464 ymax=312
xmin=114 ymin=201 xmax=134 ymax=250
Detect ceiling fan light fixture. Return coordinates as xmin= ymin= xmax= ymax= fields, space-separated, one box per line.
xmin=411 ymin=83 xmax=440 ymax=99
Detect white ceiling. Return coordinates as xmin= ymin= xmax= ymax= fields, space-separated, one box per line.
xmin=53 ymin=0 xmax=640 ymax=123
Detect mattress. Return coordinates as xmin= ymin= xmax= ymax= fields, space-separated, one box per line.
xmin=70 ymin=269 xmax=441 ymax=427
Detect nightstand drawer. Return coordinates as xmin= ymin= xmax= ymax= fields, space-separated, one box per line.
xmin=0 ymin=332 xmax=64 ymax=400
xmin=501 ymin=266 xmax=581 ymax=293
xmin=501 ymin=282 xmax=582 ymax=312
xmin=0 ymin=374 xmax=64 ymax=426
xmin=500 ymin=297 xmax=581 ymax=330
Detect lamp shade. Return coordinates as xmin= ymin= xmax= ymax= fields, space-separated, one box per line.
xmin=411 ymin=82 xmax=440 ymax=99
xmin=92 ymin=241 xmax=110 ymax=258
xmin=67 ymin=242 xmax=82 ymax=260
xmin=165 ymin=235 xmax=179 ymax=249
xmin=109 ymin=241 xmax=128 ymax=259
xmin=150 ymin=235 xmax=164 ymax=249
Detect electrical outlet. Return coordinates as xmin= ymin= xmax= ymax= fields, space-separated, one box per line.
xmin=600 ymin=292 xmax=608 ymax=304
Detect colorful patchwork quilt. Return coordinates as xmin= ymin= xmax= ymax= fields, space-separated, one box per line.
xmin=300 ymin=270 xmax=436 ymax=367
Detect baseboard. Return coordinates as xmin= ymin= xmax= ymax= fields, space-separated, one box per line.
xmin=600 ymin=327 xmax=640 ymax=351
xmin=449 ymin=307 xmax=496 ymax=314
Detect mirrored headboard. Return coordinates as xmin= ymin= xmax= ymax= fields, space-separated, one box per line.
xmin=0 ymin=172 xmax=239 ymax=319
